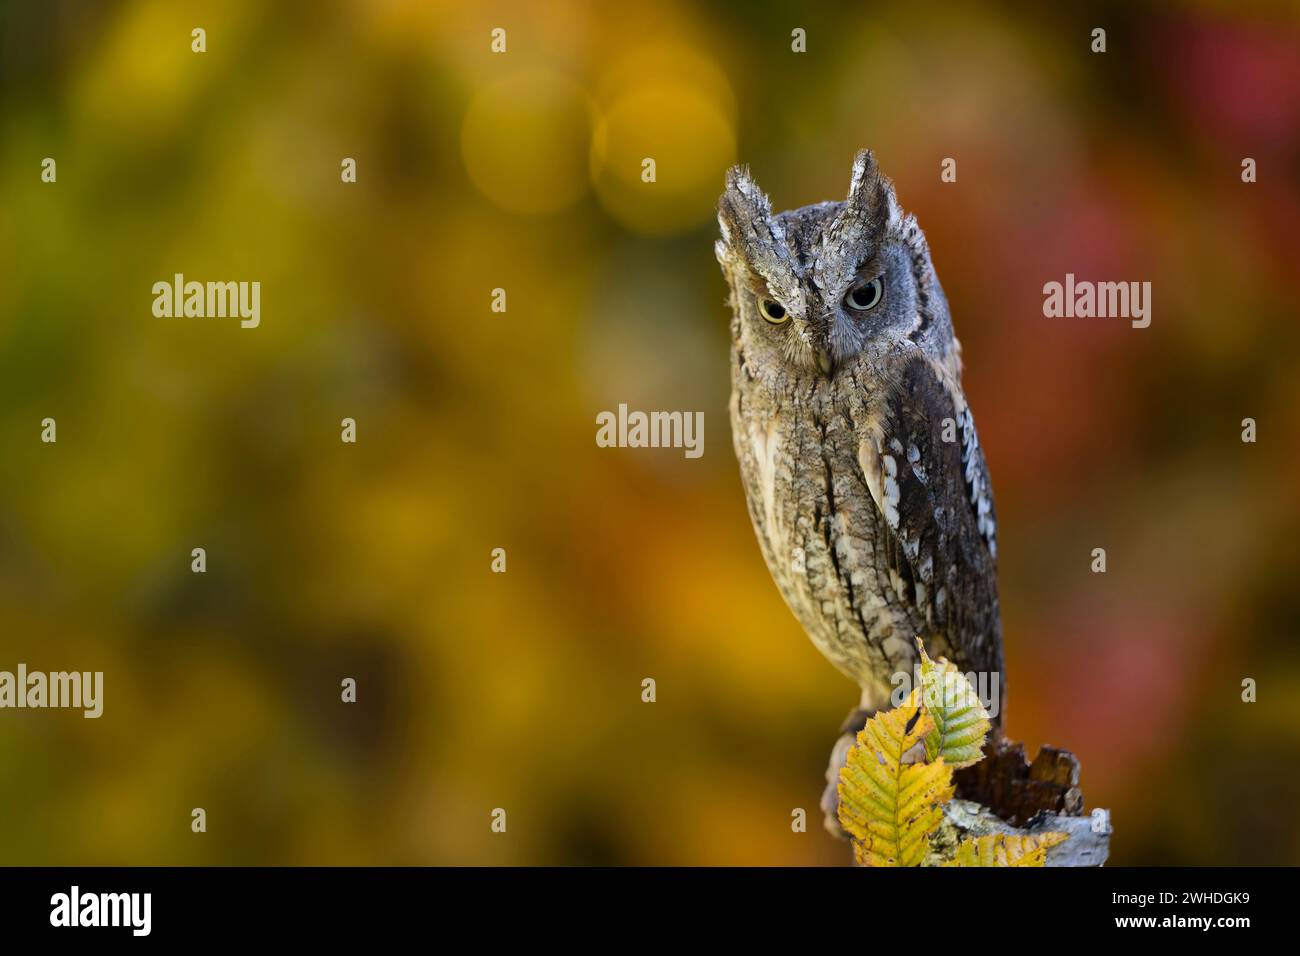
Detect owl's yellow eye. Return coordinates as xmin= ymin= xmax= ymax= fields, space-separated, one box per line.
xmin=759 ymin=299 xmax=788 ymax=324
xmin=844 ymin=277 xmax=883 ymax=312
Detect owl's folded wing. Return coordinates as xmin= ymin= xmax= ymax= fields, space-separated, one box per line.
xmin=855 ymin=349 xmax=1002 ymax=676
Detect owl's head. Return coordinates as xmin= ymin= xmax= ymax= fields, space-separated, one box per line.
xmin=715 ymin=149 xmax=955 ymax=380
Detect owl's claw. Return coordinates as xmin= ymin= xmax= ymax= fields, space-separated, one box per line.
xmin=820 ymin=706 xmax=877 ymax=839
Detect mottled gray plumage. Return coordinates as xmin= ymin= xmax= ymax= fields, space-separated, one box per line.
xmin=716 ymin=150 xmax=1003 ymax=724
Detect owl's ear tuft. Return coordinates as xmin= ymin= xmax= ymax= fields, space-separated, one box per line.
xmin=718 ymin=164 xmax=773 ymax=243
xmin=845 ymin=148 xmax=900 ymax=232
xmin=846 ymin=149 xmax=879 ymax=201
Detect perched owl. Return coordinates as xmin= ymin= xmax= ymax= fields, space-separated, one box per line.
xmin=716 ymin=151 xmax=1003 ymax=779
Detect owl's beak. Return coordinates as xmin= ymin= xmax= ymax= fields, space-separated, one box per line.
xmin=815 ymin=348 xmax=834 ymax=377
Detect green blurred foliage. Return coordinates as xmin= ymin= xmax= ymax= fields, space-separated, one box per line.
xmin=1 ymin=0 xmax=1298 ymax=864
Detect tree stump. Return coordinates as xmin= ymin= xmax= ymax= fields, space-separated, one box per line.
xmin=947 ymin=735 xmax=1110 ymax=866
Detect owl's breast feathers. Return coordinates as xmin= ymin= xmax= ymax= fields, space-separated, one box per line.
xmin=730 ymin=345 xmax=1003 ymax=697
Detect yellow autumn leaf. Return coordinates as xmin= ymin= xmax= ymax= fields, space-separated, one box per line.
xmin=838 ymin=690 xmax=954 ymax=867
xmin=945 ymin=832 xmax=1070 ymax=867
xmin=917 ymin=639 xmax=990 ymax=769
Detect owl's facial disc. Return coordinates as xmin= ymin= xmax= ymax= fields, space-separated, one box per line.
xmin=719 ymin=150 xmax=955 ymax=391
xmin=718 ymin=152 xmax=921 ymax=381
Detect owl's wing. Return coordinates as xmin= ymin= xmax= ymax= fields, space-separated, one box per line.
xmin=854 ymin=348 xmax=1002 ymax=677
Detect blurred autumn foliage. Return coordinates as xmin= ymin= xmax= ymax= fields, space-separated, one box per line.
xmin=1 ymin=0 xmax=1298 ymax=864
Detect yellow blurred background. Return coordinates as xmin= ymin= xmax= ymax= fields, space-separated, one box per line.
xmin=1 ymin=0 xmax=1298 ymax=864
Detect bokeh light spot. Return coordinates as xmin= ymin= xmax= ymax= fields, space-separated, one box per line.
xmin=460 ymin=71 xmax=593 ymax=216
xmin=591 ymin=83 xmax=735 ymax=235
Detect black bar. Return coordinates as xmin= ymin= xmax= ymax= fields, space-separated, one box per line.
xmin=0 ymin=866 xmax=1279 ymax=941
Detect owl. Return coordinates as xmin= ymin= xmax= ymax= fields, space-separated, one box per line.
xmin=716 ymin=150 xmax=1003 ymax=754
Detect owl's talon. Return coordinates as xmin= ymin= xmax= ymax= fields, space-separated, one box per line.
xmin=837 ymin=706 xmax=876 ymax=735
xmin=821 ymin=706 xmax=875 ymax=839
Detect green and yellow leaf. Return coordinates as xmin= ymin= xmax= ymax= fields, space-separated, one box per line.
xmin=945 ymin=832 xmax=1070 ymax=867
xmin=838 ymin=690 xmax=955 ymax=867
xmin=917 ymin=639 xmax=990 ymax=769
